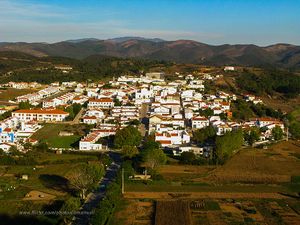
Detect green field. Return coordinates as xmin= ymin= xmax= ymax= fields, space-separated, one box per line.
xmin=31 ymin=123 xmax=89 ymax=149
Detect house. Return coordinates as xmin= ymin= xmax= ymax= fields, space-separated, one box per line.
xmin=0 ymin=128 xmax=15 ymax=144
xmin=224 ymin=66 xmax=235 ymax=71
xmin=191 ymin=116 xmax=209 ymax=129
xmin=0 ymin=143 xmax=15 ymax=153
xmin=173 ymin=146 xmax=204 ymax=156
xmin=251 ymin=117 xmax=282 ymax=128
xmin=72 ymin=95 xmax=89 ymax=104
xmin=79 ymin=131 xmax=102 ymax=150
xmin=85 ymin=109 xmax=105 ymax=119
xmin=82 ymin=116 xmax=98 ymax=124
xmin=135 ymin=88 xmax=153 ymax=104
xmin=12 ymin=109 xmax=69 ymax=122
xmin=215 ymin=124 xmax=232 ymax=136
xmin=184 ymin=108 xmax=194 ymax=119
xmin=88 ymin=98 xmax=114 ymax=109
xmin=155 ymin=130 xmax=190 ymax=147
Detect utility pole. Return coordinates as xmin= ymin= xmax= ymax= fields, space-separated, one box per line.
xmin=286 ymin=126 xmax=289 ymax=142
xmin=121 ymin=168 xmax=124 ymax=195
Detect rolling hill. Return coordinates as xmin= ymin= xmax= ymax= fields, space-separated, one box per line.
xmin=0 ymin=37 xmax=300 ymax=68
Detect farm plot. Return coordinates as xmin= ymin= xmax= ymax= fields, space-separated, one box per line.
xmin=155 ymin=200 xmax=191 ymax=225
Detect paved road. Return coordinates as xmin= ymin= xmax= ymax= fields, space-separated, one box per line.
xmin=73 ymin=152 xmax=121 ymax=225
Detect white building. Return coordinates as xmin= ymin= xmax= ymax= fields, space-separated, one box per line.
xmin=191 ymin=116 xmax=209 ymax=129
xmin=12 ymin=109 xmax=69 ymax=122
xmin=79 ymin=131 xmax=102 ymax=151
xmin=88 ymin=98 xmax=114 ymax=109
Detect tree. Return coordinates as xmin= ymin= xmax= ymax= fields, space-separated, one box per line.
xmin=34 ymin=142 xmax=49 ymax=152
xmin=244 ymin=127 xmax=260 ymax=146
xmin=143 ymin=139 xmax=160 ymax=151
xmin=121 ymin=145 xmax=139 ymax=159
xmin=272 ymin=125 xmax=283 ymax=140
xmin=199 ymin=108 xmax=214 ymax=117
xmin=68 ymin=163 xmax=104 ymax=200
xmin=180 ymin=152 xmax=196 ymax=164
xmin=8 ymin=146 xmax=20 ymax=156
xmin=215 ymin=129 xmax=243 ymax=164
xmin=113 ymin=98 xmax=122 ymax=106
xmin=18 ymin=101 xmax=31 ymax=109
xmin=114 ymin=126 xmax=142 ymax=148
xmin=143 ymin=148 xmax=167 ymax=170
xmin=65 ymin=106 xmax=75 ymax=120
xmin=60 ymin=197 xmax=81 ymax=224
xmin=193 ymin=125 xmax=216 ymax=143
xmin=72 ymin=103 xmax=82 ymax=115
xmin=126 ymin=119 xmax=140 ymax=126
xmin=290 ymin=122 xmax=300 ymax=139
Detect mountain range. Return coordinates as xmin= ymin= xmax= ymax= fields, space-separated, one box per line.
xmin=0 ymin=37 xmax=300 ymax=68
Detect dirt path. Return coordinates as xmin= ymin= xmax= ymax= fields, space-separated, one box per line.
xmin=124 ymin=192 xmax=290 ymax=199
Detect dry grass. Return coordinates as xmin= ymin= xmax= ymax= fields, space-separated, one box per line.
xmin=155 ymin=200 xmax=191 ymax=225
xmin=208 ymin=140 xmax=300 ymax=184
xmin=0 ymin=88 xmax=33 ymax=101
xmin=159 ymin=165 xmax=215 ymax=181
xmin=112 ymin=200 xmax=154 ymax=225
xmin=124 ymin=192 xmax=288 ymax=199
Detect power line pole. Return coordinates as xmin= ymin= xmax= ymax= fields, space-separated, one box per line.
xmin=121 ymin=168 xmax=124 ymax=195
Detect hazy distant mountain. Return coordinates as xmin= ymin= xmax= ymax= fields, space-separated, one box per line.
xmin=0 ymin=37 xmax=299 ymax=68
xmin=107 ymin=36 xmax=165 ymax=43
xmin=65 ymin=38 xmax=100 ymax=43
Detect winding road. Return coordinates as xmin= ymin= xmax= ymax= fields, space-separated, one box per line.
xmin=73 ymin=152 xmax=121 ymax=225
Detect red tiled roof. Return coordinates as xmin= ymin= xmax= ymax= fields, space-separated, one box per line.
xmin=14 ymin=109 xmax=68 ymax=115
xmin=157 ymin=140 xmax=172 ymax=144
xmin=89 ymin=98 xmax=113 ymax=103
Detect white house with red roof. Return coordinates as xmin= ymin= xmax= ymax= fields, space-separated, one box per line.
xmin=191 ymin=116 xmax=209 ymax=129
xmin=12 ymin=109 xmax=69 ymax=122
xmin=155 ymin=130 xmax=190 ymax=147
xmin=79 ymin=130 xmax=102 ymax=150
xmin=88 ymin=98 xmax=114 ymax=109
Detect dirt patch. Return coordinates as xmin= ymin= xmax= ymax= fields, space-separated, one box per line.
xmin=23 ymin=190 xmax=56 ymax=201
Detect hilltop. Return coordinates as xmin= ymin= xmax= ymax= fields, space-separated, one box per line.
xmin=0 ymin=37 xmax=300 ymax=69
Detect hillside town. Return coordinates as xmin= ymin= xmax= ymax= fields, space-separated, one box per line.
xmin=0 ymin=71 xmax=285 ymax=155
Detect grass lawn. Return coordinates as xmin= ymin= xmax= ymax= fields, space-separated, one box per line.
xmin=0 ymin=88 xmax=33 ymax=101
xmin=46 ymin=135 xmax=81 ymax=148
xmin=31 ymin=123 xmax=89 ymax=148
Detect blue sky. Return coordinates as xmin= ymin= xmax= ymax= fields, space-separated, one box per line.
xmin=0 ymin=0 xmax=299 ymax=45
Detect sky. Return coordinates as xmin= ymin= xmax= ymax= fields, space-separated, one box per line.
xmin=0 ymin=0 xmax=300 ymax=46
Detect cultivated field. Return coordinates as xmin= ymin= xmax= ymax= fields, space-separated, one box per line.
xmin=155 ymin=200 xmax=191 ymax=225
xmin=113 ymin=198 xmax=300 ymax=225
